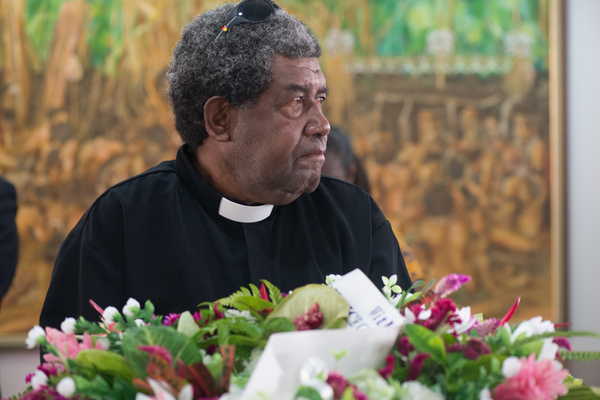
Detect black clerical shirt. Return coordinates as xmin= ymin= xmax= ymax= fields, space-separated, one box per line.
xmin=40 ymin=145 xmax=411 ymax=328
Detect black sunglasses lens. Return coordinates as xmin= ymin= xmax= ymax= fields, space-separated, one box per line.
xmin=236 ymin=0 xmax=274 ymax=22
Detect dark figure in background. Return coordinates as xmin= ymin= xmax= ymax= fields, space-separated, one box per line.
xmin=321 ymin=125 xmax=370 ymax=193
xmin=40 ymin=0 xmax=411 ymax=329
xmin=0 ymin=177 xmax=19 ymax=306
xmin=322 ymin=126 xmax=424 ymax=281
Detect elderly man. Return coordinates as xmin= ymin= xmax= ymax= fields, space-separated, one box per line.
xmin=40 ymin=0 xmax=411 ymax=328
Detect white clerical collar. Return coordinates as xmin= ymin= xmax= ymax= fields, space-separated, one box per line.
xmin=218 ymin=197 xmax=274 ymax=223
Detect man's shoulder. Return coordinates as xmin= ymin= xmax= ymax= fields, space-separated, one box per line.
xmin=75 ymin=160 xmax=178 ymax=226
xmin=103 ymin=159 xmax=177 ymax=194
xmin=0 ymin=177 xmax=16 ymax=194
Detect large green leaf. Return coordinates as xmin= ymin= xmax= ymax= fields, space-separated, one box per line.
xmin=267 ymin=284 xmax=349 ymax=329
xmin=404 ymin=324 xmax=447 ymax=365
xmin=74 ymin=349 xmax=133 ymax=381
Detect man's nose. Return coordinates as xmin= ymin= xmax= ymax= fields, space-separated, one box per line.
xmin=305 ymin=105 xmax=330 ymax=138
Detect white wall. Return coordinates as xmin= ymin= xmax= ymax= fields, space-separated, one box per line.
xmin=0 ymin=345 xmax=40 ymax=398
xmin=565 ymin=0 xmax=600 ymax=386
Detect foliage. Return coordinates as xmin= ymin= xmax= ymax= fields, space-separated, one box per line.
xmin=12 ymin=273 xmax=600 ymax=400
xmin=6 ymin=0 xmax=550 ymax=75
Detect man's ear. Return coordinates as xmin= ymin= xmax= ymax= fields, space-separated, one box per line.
xmin=204 ymin=96 xmax=233 ymax=142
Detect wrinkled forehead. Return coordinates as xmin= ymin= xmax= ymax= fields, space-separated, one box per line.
xmin=270 ymin=56 xmax=327 ymax=90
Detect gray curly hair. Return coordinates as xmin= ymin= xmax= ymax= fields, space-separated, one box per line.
xmin=166 ymin=3 xmax=322 ymax=150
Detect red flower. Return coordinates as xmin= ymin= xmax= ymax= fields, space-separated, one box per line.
xmin=407 ymin=353 xmax=430 ymax=381
xmin=378 ymin=355 xmax=395 ymax=379
xmin=260 ymin=282 xmax=269 ymax=301
xmin=462 ymin=337 xmax=492 ymax=360
xmin=422 ymin=298 xmax=457 ymax=331
xmin=326 ymin=371 xmax=348 ymax=398
xmin=397 ymin=336 xmax=414 ymax=357
xmin=293 ymin=302 xmax=324 ymax=331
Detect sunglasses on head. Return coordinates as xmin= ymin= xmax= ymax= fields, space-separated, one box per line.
xmin=215 ymin=0 xmax=281 ymax=40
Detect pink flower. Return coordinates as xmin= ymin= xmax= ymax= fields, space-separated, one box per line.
xmin=163 ymin=313 xmax=180 ymax=326
xmin=434 ymin=274 xmax=471 ymax=298
xmin=474 ymin=318 xmax=500 ymax=337
xmin=493 ymin=354 xmax=568 ymax=400
xmin=193 ymin=311 xmax=203 ymax=323
xmin=42 ymin=328 xmax=103 ymax=363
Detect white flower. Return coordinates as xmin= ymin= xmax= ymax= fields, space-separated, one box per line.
xmin=61 ymin=317 xmax=77 ymax=334
xmin=57 ymin=377 xmax=76 ymax=397
xmin=96 ymin=337 xmax=110 ymax=350
xmin=538 ymin=339 xmax=559 ymax=361
xmin=382 ymin=275 xmax=403 ymax=303
xmin=134 ymin=318 xmax=145 ymax=326
xmin=501 ymin=356 xmax=521 ymax=378
xmin=449 ymin=307 xmax=477 ymax=335
xmin=103 ymin=306 xmax=120 ymax=324
xmin=224 ymin=309 xmax=257 ymax=323
xmin=325 ymin=274 xmax=342 ymax=286
xmin=351 ymin=369 xmax=395 ymax=399
xmin=122 ymin=298 xmax=141 ymax=317
xmin=479 ymin=387 xmax=492 ymax=400
xmin=404 ymin=305 xmax=431 ymax=324
xmin=401 ymin=381 xmax=445 ymax=400
xmin=26 ymin=325 xmax=46 ymax=349
xmin=510 ymin=316 xmax=554 ymax=342
xmin=31 ymin=370 xmax=48 ymax=390
xmin=178 ymin=384 xmax=193 ymax=400
xmin=147 ymin=378 xmax=176 ymax=400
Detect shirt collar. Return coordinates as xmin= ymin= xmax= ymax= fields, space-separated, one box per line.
xmin=218 ymin=197 xmax=274 ymax=223
xmin=175 ymin=145 xmax=275 ymax=223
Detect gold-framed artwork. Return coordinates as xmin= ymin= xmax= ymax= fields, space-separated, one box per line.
xmin=0 ymin=0 xmax=565 ymax=343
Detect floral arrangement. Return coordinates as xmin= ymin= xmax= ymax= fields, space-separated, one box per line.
xmin=10 ymin=272 xmax=600 ymax=400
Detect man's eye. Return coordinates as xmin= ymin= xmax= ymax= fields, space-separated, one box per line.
xmin=315 ymin=96 xmax=326 ymax=105
xmin=289 ymin=97 xmax=303 ymax=105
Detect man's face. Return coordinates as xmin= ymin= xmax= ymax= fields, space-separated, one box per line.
xmin=226 ymin=55 xmax=330 ymax=205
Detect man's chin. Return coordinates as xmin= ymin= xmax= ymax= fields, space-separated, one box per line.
xmin=272 ymin=175 xmax=321 ymax=205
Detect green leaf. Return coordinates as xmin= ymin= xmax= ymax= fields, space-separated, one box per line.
xmin=404 ymin=324 xmax=447 ymax=365
xmin=231 ymin=296 xmax=275 ymax=313
xmin=74 ymin=349 xmax=134 ymax=381
xmin=261 ymin=316 xmax=296 ymax=334
xmin=295 ymin=385 xmax=325 ymax=400
xmin=559 ymin=351 xmax=600 ymax=362
xmin=559 ymin=383 xmax=600 ymax=399
xmin=267 ymin=284 xmax=349 ymax=329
